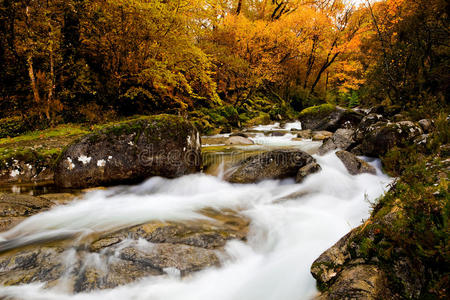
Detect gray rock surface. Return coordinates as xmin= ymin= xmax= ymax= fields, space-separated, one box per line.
xmin=336 ymin=151 xmax=376 ymax=175
xmin=318 ymin=129 xmax=355 ymax=155
xmin=54 ymin=115 xmax=202 ymax=188
xmin=226 ymin=150 xmax=319 ymax=183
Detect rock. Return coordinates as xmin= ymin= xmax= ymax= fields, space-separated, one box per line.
xmin=54 ymin=115 xmax=202 ymax=189
xmin=296 ymin=162 xmax=321 ymax=183
xmin=0 ymin=155 xmax=54 ymax=185
xmin=230 ymin=132 xmax=249 ymax=138
xmin=0 ymin=193 xmax=54 ymax=232
xmin=354 ymin=121 xmax=423 ymax=157
xmin=335 ymin=151 xmax=376 ymax=175
xmin=119 ymin=243 xmax=219 ymax=275
xmin=224 ymin=136 xmax=254 ymax=145
xmin=297 ymin=130 xmax=312 ymax=139
xmin=318 ymin=129 xmax=355 ymax=155
xmin=226 ymin=150 xmax=319 ymax=183
xmin=311 ymin=197 xmax=426 ymax=300
xmin=299 ymin=105 xmax=363 ymax=131
xmin=418 ymin=119 xmax=433 ymax=133
xmin=312 ymin=131 xmax=333 ymax=141
xmin=0 ymin=208 xmax=249 ymax=292
xmin=90 ymin=211 xmax=249 ymax=252
xmin=315 ymin=265 xmax=394 ymax=300
xmin=311 ymin=229 xmax=354 ymax=284
xmin=271 ymin=131 xmax=285 ymax=137
xmin=354 ymin=114 xmax=387 ymax=141
xmin=0 ymin=246 xmax=66 ymax=286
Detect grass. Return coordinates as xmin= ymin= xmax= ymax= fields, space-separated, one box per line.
xmin=0 ymin=124 xmax=89 ymax=146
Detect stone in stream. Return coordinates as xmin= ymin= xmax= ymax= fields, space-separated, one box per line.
xmin=318 ymin=129 xmax=355 ymax=155
xmin=312 ymin=131 xmax=333 ymax=141
xmin=335 ymin=151 xmax=376 ymax=175
xmin=297 ymin=129 xmax=313 ymax=139
xmin=0 ymin=193 xmax=56 ymax=232
xmin=224 ymin=136 xmax=254 ymax=145
xmin=226 ymin=150 xmax=320 ymax=183
xmin=54 ymin=115 xmax=202 ymax=189
xmin=298 ymin=105 xmax=364 ymax=132
xmin=0 ymin=203 xmax=249 ymax=292
xmin=271 ymin=131 xmax=286 ymax=137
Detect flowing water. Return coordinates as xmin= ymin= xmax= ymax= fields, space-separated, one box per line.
xmin=0 ymin=122 xmax=392 ymax=300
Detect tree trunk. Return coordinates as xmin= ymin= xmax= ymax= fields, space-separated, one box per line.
xmin=236 ymin=0 xmax=242 ymax=15
xmin=27 ymin=55 xmax=41 ymax=106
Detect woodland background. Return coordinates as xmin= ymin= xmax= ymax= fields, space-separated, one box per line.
xmin=0 ymin=0 xmax=448 ymax=133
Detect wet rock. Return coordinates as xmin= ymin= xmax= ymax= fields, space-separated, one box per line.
xmin=315 ymin=265 xmax=394 ymax=300
xmin=311 ymin=229 xmax=354 ymax=284
xmin=271 ymin=131 xmax=285 ymax=137
xmin=296 ymin=162 xmax=321 ymax=183
xmin=224 ymin=136 xmax=254 ymax=145
xmin=312 ymin=131 xmax=333 ymax=141
xmin=120 ymin=244 xmax=219 ymax=275
xmin=0 ymin=208 xmax=249 ymax=292
xmin=54 ymin=115 xmax=202 ymax=189
xmin=418 ymin=119 xmax=433 ymax=133
xmin=297 ymin=130 xmax=313 ymax=139
xmin=299 ymin=105 xmax=363 ymax=132
xmin=226 ymin=150 xmax=319 ymax=183
xmin=90 ymin=210 xmax=249 ymax=252
xmin=335 ymin=151 xmax=376 ymax=175
xmin=0 ymin=247 xmax=65 ymax=286
xmin=0 ymin=158 xmax=54 ymax=185
xmin=318 ymin=129 xmax=355 ymax=155
xmin=0 ymin=193 xmax=54 ymax=232
xmin=353 ymin=121 xmax=423 ymax=157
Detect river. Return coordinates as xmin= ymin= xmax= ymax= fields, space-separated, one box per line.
xmin=0 ymin=122 xmax=392 ymax=300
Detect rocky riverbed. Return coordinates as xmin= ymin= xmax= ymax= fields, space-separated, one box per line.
xmin=0 ymin=108 xmax=439 ymax=299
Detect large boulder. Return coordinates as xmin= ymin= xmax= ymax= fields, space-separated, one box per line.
xmin=335 ymin=151 xmax=376 ymax=175
xmin=299 ymin=105 xmax=363 ymax=132
xmin=311 ymin=228 xmax=396 ymax=300
xmin=318 ymin=129 xmax=355 ymax=155
xmin=311 ymin=200 xmax=427 ymax=300
xmin=352 ymin=121 xmax=423 ymax=157
xmin=226 ymin=150 xmax=320 ymax=183
xmin=0 ymin=206 xmax=249 ymax=292
xmin=54 ymin=115 xmax=202 ymax=188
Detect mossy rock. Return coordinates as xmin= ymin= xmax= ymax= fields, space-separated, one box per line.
xmin=299 ymin=104 xmax=336 ymax=118
xmin=54 ymin=114 xmax=202 ymax=188
xmin=244 ymin=112 xmax=271 ymax=127
xmin=299 ymin=105 xmax=363 ymax=131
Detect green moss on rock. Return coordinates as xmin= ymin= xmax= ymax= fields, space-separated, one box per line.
xmin=299 ymin=104 xmax=336 ymax=118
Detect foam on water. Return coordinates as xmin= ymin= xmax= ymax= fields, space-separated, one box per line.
xmin=0 ymin=140 xmax=392 ymax=299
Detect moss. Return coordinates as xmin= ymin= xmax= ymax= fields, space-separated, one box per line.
xmin=299 ymin=104 xmax=336 ymax=118
xmin=0 ymin=124 xmax=89 ymax=146
xmin=244 ymin=112 xmax=271 ymax=126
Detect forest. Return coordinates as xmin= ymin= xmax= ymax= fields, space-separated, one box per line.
xmin=0 ymin=0 xmax=448 ymax=134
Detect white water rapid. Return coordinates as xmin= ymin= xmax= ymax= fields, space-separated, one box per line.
xmin=0 ymin=123 xmax=392 ymax=300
